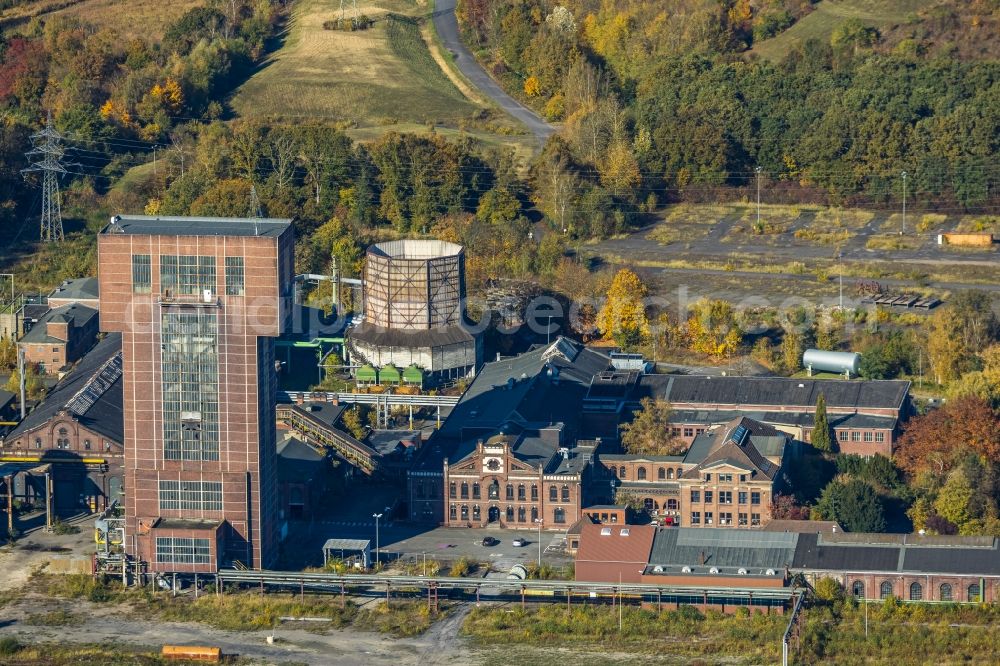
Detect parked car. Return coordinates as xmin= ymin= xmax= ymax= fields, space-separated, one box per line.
xmin=511 ymin=538 xmax=527 ymax=547
xmin=481 ymin=536 xmax=500 ymax=547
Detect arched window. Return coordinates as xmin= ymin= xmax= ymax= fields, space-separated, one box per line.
xmin=506 ymin=484 xmax=514 ymax=500
xmin=852 ymin=581 xmax=865 ymax=599
xmin=549 ymin=486 xmax=558 ymax=502
xmin=34 ymin=438 xmax=42 ymax=449
xmin=461 ymin=505 xmax=469 ymax=520
xmin=473 ymin=482 xmax=481 ymax=499
xmin=643 ymin=498 xmax=655 ymax=512
xmin=909 ymin=582 xmax=922 ymax=601
xmin=518 ymin=507 xmax=526 ymax=522
xmin=518 ymin=484 xmax=525 ymax=501
xmin=83 ymin=439 xmax=91 ymax=450
xmin=531 ymin=507 xmax=538 ymax=523
xmin=449 ymin=482 xmax=456 ymax=499
xmin=667 ymin=499 xmax=678 ymax=511
xmin=561 ymin=484 xmax=570 ymax=502
xmin=531 ymin=484 xmax=538 ymax=501
xmin=637 ymin=467 xmax=647 ymax=481
xmin=879 ymin=581 xmax=893 ymax=599
xmin=460 ymin=482 xmax=469 ymax=499
xmin=488 ymin=480 xmax=499 ymax=499
xmin=619 ymin=466 xmax=627 ymax=479
xmin=676 ymin=468 xmax=683 ymax=479
xmin=939 ymin=584 xmax=952 ymax=602
xmin=506 ymin=506 xmax=514 ymax=522
xmin=472 ymin=505 xmax=481 ymax=521
xmin=553 ymin=508 xmax=565 ymax=524
xmin=657 ymin=467 xmax=665 ymax=480
xmin=968 ymin=583 xmax=981 ymax=602
xmin=667 ymin=468 xmax=674 ymax=480
xmin=449 ymin=505 xmax=457 ymax=520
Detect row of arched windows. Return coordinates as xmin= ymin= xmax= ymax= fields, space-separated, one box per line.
xmin=852 ymin=580 xmax=982 ymax=602
xmin=615 ymin=466 xmax=684 ymax=481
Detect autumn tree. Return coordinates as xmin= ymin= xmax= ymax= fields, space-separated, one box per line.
xmin=687 ymin=298 xmax=742 ymax=360
xmin=620 ymin=398 xmax=686 ymax=456
xmin=339 ymin=407 xmax=367 ymax=441
xmin=895 ymin=396 xmax=1000 ymax=477
xmin=5 ymin=362 xmax=44 ymax=400
xmin=597 ymin=268 xmax=649 ymax=348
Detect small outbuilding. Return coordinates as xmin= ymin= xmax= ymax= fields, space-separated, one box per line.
xmin=322 ymin=538 xmax=371 ymax=569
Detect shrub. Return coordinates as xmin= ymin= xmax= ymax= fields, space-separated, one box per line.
xmin=814 ymin=577 xmax=843 ymax=602
xmin=0 ymin=637 xmax=21 ymax=656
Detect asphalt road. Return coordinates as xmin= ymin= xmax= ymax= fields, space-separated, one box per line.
xmin=432 ymin=0 xmax=554 ymax=144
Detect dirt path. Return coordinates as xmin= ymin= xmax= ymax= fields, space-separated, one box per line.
xmin=0 ymin=594 xmax=478 ymax=665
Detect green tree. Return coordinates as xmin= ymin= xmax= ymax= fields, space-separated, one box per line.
xmin=934 ymin=467 xmax=973 ymax=529
xmin=812 ymin=393 xmax=834 ymax=454
xmin=814 ymin=479 xmax=886 ymax=533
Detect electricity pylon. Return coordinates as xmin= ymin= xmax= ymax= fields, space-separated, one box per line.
xmin=22 ymin=112 xmax=72 ymax=242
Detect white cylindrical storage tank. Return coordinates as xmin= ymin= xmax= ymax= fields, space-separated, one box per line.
xmin=802 ymin=349 xmax=861 ymax=376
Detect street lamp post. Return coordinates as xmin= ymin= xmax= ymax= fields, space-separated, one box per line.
xmin=534 ymin=518 xmax=543 ymax=567
xmin=372 ymin=512 xmax=383 ymax=567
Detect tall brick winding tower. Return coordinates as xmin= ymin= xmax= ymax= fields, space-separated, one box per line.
xmin=98 ymin=216 xmax=294 ymax=572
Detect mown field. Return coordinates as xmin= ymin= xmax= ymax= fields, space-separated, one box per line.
xmin=751 ymin=0 xmax=937 ymax=61
xmin=231 ymin=0 xmax=480 ymax=125
xmin=0 ymin=0 xmax=201 ymax=39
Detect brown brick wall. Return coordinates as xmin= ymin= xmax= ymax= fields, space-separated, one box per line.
xmin=99 ymin=228 xmax=292 ymax=571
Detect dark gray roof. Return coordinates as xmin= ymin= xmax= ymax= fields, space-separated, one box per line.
xmin=439 ymin=337 xmax=610 ymax=439
xmin=367 ymin=430 xmax=420 ymax=456
xmin=641 ymin=375 xmax=910 ymax=412
xmin=0 ymin=390 xmax=14 ymax=409
xmin=6 ymin=334 xmax=123 ymax=445
xmin=20 ymin=303 xmax=98 ymax=344
xmin=48 ymin=277 xmax=99 ymax=302
xmin=793 ymin=532 xmax=1000 ymax=575
xmin=102 ymin=215 xmax=291 ymax=238
xmin=277 ymin=436 xmax=324 ymax=483
xmin=648 ymin=528 xmax=797 ymax=574
xmin=295 ymin=402 xmax=347 ymax=429
xmin=682 ymin=417 xmax=785 ymax=480
xmin=670 ymin=408 xmax=898 ymax=431
xmin=350 ymin=322 xmax=475 ymax=348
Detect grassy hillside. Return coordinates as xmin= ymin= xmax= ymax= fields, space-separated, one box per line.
xmin=751 ymin=0 xmax=935 ymax=61
xmin=231 ymin=0 xmax=480 ymax=125
xmin=0 ymin=0 xmax=201 ymax=39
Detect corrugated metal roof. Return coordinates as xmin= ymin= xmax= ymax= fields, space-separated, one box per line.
xmin=649 ymin=528 xmax=797 ymax=570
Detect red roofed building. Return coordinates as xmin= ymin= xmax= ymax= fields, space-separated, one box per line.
xmin=575 ymin=521 xmax=656 ymax=584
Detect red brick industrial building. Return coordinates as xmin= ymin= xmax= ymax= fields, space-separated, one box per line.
xmin=98 ymin=215 xmax=294 ymax=573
